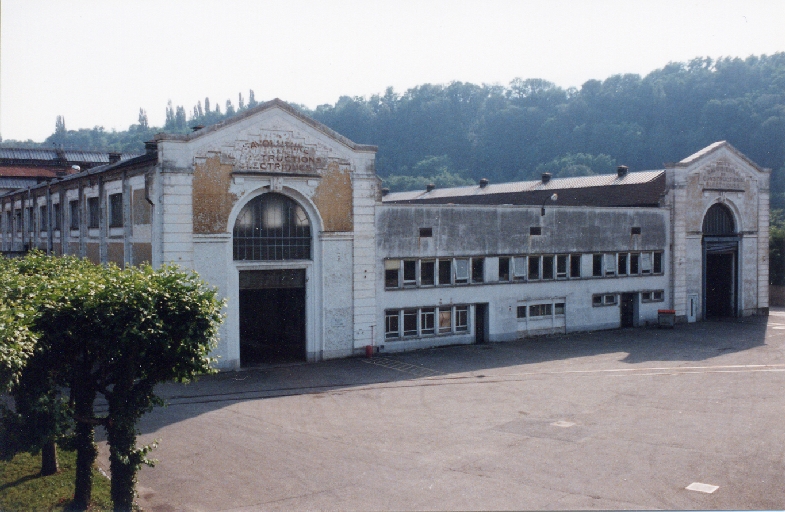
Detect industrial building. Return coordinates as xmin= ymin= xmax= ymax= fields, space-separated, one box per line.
xmin=0 ymin=99 xmax=770 ymax=369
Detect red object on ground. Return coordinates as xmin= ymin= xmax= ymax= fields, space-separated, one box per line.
xmin=365 ymin=345 xmax=373 ymax=358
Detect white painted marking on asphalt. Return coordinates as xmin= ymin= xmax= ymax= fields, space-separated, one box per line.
xmin=686 ymin=482 xmax=719 ymax=493
xmin=551 ymin=421 xmax=576 ymax=428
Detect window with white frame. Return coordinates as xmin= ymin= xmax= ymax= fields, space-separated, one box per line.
xmin=513 ymin=256 xmax=527 ymax=281
xmin=593 ymin=293 xmax=618 ymax=306
xmin=385 ymin=259 xmax=400 ymax=288
xmin=454 ymin=258 xmax=469 ymax=284
xmin=455 ymin=306 xmax=469 ymax=331
xmin=641 ymin=290 xmax=665 ymax=302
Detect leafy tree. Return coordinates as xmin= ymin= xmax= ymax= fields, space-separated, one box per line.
xmin=138 ymin=108 xmax=149 ymax=130
xmin=533 ymin=153 xmax=616 ymax=179
xmin=205 ymin=97 xmax=211 ymax=113
xmin=226 ymin=99 xmax=235 ymax=116
xmin=248 ymin=89 xmax=257 ymax=108
xmin=238 ymin=92 xmax=245 ymax=110
xmin=770 ymin=209 xmax=785 ymax=286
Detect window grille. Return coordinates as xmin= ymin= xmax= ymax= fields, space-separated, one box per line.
xmin=233 ymin=193 xmax=311 ymax=261
xmin=703 ymin=203 xmax=735 ymax=235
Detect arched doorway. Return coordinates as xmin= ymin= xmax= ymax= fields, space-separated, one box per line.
xmin=234 ymin=193 xmax=311 ymax=365
xmin=702 ymin=203 xmax=738 ymax=318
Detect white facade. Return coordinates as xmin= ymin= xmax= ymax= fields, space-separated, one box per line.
xmin=0 ymin=100 xmax=770 ymax=369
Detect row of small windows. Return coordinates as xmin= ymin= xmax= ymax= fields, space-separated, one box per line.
xmin=385 ymin=252 xmax=664 ymax=289
xmin=3 ymin=193 xmax=124 ymax=235
xmin=591 ymin=290 xmax=664 ymax=307
xmin=516 ymin=302 xmax=565 ymax=319
xmin=385 ymin=305 xmax=470 ymax=339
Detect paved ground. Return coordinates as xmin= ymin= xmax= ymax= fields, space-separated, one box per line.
xmin=95 ymin=311 xmax=785 ymax=511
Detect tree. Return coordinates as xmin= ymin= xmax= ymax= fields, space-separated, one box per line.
xmin=138 ymin=108 xmax=149 ymax=130
xmin=238 ymin=92 xmax=245 ymax=110
xmin=165 ymin=100 xmax=175 ymax=130
xmin=204 ymin=97 xmax=211 ymax=113
xmin=248 ymin=89 xmax=257 ymax=108
xmin=55 ymin=115 xmax=66 ymax=135
xmin=226 ymin=99 xmax=235 ymax=116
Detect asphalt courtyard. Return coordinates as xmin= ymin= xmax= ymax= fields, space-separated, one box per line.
xmin=96 ymin=310 xmax=785 ymax=511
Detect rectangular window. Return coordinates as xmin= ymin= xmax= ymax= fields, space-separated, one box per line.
xmin=513 ymin=256 xmax=526 ymax=280
xmin=88 ymin=197 xmax=99 ymax=228
xmin=39 ymin=205 xmax=48 ymax=232
xmin=530 ymin=226 xmax=542 ymax=236
xmin=516 ymin=305 xmax=527 ymax=319
xmin=542 ymin=255 xmax=554 ymax=280
xmin=641 ymin=252 xmax=652 ymax=274
xmin=593 ymin=294 xmax=618 ymax=306
xmin=631 ymin=227 xmax=641 ymax=235
xmin=384 ymin=260 xmax=400 ymax=288
xmin=528 ymin=255 xmax=540 ymax=280
xmin=454 ymin=259 xmax=469 ymax=284
xmin=26 ymin=207 xmax=33 ymax=233
xmin=419 ymin=227 xmax=433 ymax=238
xmin=653 ymin=290 xmax=664 ymax=301
xmin=593 ymin=254 xmax=603 ymax=277
xmin=385 ymin=311 xmax=400 ymax=338
xmin=642 ymin=291 xmax=652 ymax=301
xmin=109 ymin=193 xmax=123 ymax=228
xmin=529 ymin=303 xmax=552 ymax=317
xmin=455 ymin=306 xmax=469 ymax=332
xmin=4 ymin=211 xmax=10 ymax=233
xmin=421 ymin=260 xmax=435 ymax=286
xmin=593 ymin=295 xmax=603 ymax=306
xmin=69 ymin=200 xmax=80 ymax=230
xmin=630 ymin=253 xmax=640 ymax=274
xmin=653 ymin=252 xmax=663 ymax=274
xmin=604 ymin=253 xmax=616 ymax=276
xmin=403 ymin=309 xmax=418 ymax=336
xmin=403 ymin=260 xmax=417 ymax=286
xmin=570 ymin=254 xmax=581 ymax=278
xmin=556 ymin=255 xmax=568 ymax=278
xmin=498 ymin=257 xmax=510 ymax=282
xmin=52 ymin=203 xmax=61 ymax=231
xmin=471 ymin=258 xmax=484 ymax=283
xmin=554 ymin=302 xmax=565 ymax=315
xmin=421 ymin=308 xmax=435 ymax=335
xmin=604 ymin=294 xmax=617 ymax=305
xmin=438 ymin=259 xmax=451 ymax=285
xmin=14 ymin=210 xmax=21 ymax=235
xmin=438 ymin=308 xmax=452 ymax=333
xmin=618 ymin=253 xmax=628 ymax=275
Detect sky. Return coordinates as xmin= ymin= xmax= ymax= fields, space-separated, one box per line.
xmin=2 ymin=0 xmax=784 ymax=142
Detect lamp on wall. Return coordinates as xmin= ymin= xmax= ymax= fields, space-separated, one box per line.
xmin=541 ymin=193 xmax=558 ymax=216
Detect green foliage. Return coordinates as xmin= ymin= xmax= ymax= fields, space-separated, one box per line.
xmin=382 ymin=155 xmax=475 ymax=192
xmin=533 ymin=153 xmax=616 ymax=179
xmin=770 ymin=209 xmax=785 ymax=286
xmin=0 ymin=448 xmax=112 ymax=511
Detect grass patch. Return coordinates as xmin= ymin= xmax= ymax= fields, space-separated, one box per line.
xmin=0 ymin=447 xmax=112 ymax=511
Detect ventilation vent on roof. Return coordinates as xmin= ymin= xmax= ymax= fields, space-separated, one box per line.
xmin=108 ymin=152 xmax=121 ymax=164
xmin=479 ymin=178 xmax=489 ymax=188
xmin=381 ymin=187 xmax=390 ymax=196
xmin=617 ymin=165 xmax=628 ymax=177
xmin=426 ymin=183 xmax=436 ymax=192
xmin=144 ymin=141 xmax=157 ymax=155
xmin=192 ymin=125 xmax=205 ymax=132
xmin=541 ymin=173 xmax=551 ymax=184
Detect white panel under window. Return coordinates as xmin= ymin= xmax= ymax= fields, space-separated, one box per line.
xmin=641 ymin=252 xmax=652 ymax=273
xmin=513 ymin=257 xmax=527 ymax=278
xmin=454 ymin=259 xmax=469 ymax=282
xmin=384 ymin=259 xmax=400 ymax=270
xmin=604 ymin=253 xmax=616 ymax=275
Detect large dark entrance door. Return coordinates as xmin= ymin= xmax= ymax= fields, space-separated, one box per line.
xmin=239 ymin=269 xmax=306 ymax=366
xmin=620 ymin=293 xmax=636 ymax=327
xmin=705 ymin=251 xmax=736 ymax=318
xmin=475 ymin=303 xmax=488 ymax=343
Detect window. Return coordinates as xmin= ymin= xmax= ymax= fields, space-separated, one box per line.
xmin=641 ymin=290 xmax=665 ymax=303
xmin=653 ymin=252 xmax=663 ymax=274
xmin=39 ymin=205 xmax=48 ymax=232
xmin=529 ymin=303 xmax=552 ymax=317
xmin=593 ymin=294 xmax=617 ymax=306
xmin=593 ymin=254 xmax=603 ymax=277
xmin=631 ymin=227 xmax=641 ymax=235
xmin=542 ymin=255 xmax=554 ymax=280
xmin=471 ymin=257 xmax=484 ymax=283
xmin=554 ymin=302 xmax=565 ymax=315
xmin=556 ymin=255 xmax=568 ymax=279
xmin=439 ymin=308 xmax=452 ymax=333
xmin=528 ymin=255 xmax=540 ymax=280
xmin=385 ymin=260 xmax=400 ymax=288
xmin=421 ymin=308 xmax=435 ymax=335
xmin=385 ymin=311 xmax=400 ymax=338
xmin=26 ymin=207 xmax=33 ymax=233
xmin=618 ymin=253 xmax=628 ymax=275
xmin=52 ymin=203 xmax=61 ymax=231
xmin=499 ymin=257 xmax=510 ymax=282
xmin=109 ymin=193 xmax=123 ymax=227
xmin=4 ymin=211 xmax=10 ymax=233
xmin=69 ymin=200 xmax=79 ymax=230
xmin=513 ymin=256 xmax=527 ymax=281
xmin=233 ymin=193 xmax=311 ymax=261
xmin=455 ymin=306 xmax=469 ymax=332
xmin=570 ymin=254 xmax=581 ymax=278
xmin=604 ymin=253 xmax=616 ymax=276
xmin=403 ymin=309 xmax=418 ymax=336
xmin=438 ymin=259 xmax=451 ymax=285
xmin=454 ymin=259 xmax=469 ymax=284
xmin=421 ymin=260 xmax=435 ymax=286
xmin=88 ymin=197 xmax=99 ymax=229
xmin=641 ymin=252 xmax=652 ymax=274
xmin=630 ymin=253 xmax=640 ymax=274
xmin=517 ymin=306 xmax=527 ymax=319
xmin=403 ymin=260 xmax=417 ymax=286
xmin=530 ymin=226 xmax=542 ymax=236
xmin=14 ymin=210 xmax=21 ymax=235
xmin=419 ymin=227 xmax=433 ymax=238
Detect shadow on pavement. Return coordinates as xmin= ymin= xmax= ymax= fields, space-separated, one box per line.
xmin=100 ymin=313 xmax=774 ymax=438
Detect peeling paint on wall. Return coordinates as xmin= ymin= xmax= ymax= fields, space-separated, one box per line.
xmin=313 ymin=162 xmax=353 ymax=232
xmin=193 ymin=155 xmax=238 ymax=234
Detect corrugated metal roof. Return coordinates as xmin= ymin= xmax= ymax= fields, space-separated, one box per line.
xmin=0 ymin=148 xmax=142 ymax=163
xmin=0 ymin=166 xmax=66 ymax=178
xmin=0 ymin=177 xmax=38 ymax=190
xmin=0 ymin=148 xmax=59 ymax=160
xmin=384 ymin=170 xmax=665 ymax=203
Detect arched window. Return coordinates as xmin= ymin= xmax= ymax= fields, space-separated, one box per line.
xmin=702 ymin=203 xmax=735 ymax=235
xmin=233 ymin=193 xmax=311 ymax=260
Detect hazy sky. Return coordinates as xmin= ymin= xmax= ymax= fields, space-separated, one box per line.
xmin=2 ymin=0 xmax=784 ymax=142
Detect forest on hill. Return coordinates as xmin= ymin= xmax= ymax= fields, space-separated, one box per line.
xmin=3 ymin=53 xmax=784 ymax=207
